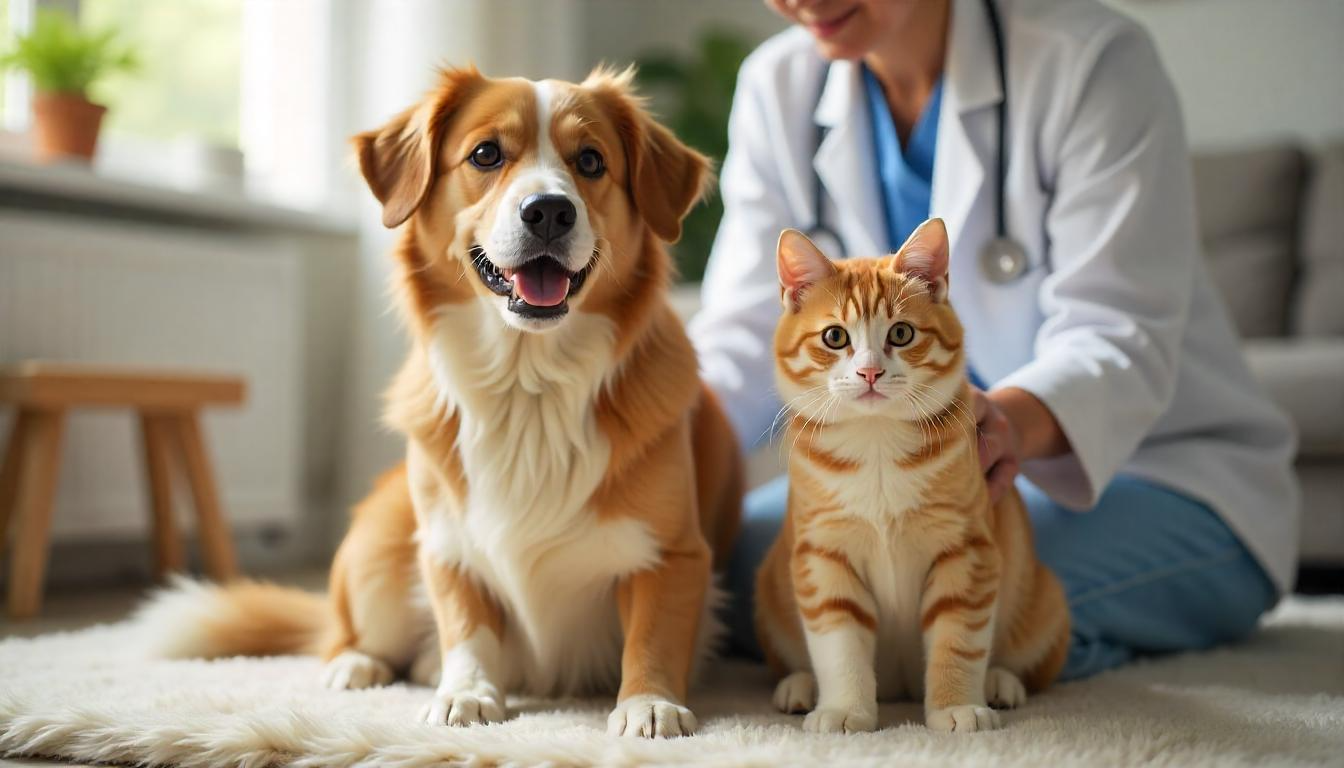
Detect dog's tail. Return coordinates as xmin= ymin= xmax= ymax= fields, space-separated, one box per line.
xmin=135 ymin=576 xmax=333 ymax=659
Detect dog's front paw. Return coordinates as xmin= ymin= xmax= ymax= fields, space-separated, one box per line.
xmin=802 ymin=704 xmax=877 ymax=734
xmin=926 ymin=704 xmax=1001 ymax=733
xmin=321 ymin=650 xmax=395 ymax=690
xmin=607 ymin=694 xmax=697 ymax=738
xmin=773 ymin=671 xmax=818 ymax=714
xmin=419 ymin=684 xmax=507 ymax=727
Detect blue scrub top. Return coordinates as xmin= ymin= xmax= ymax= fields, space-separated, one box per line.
xmin=862 ymin=69 xmax=987 ymax=388
xmin=862 ymin=65 xmax=943 ymax=252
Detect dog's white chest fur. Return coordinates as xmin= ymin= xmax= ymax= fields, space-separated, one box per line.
xmin=416 ymin=306 xmax=659 ymax=695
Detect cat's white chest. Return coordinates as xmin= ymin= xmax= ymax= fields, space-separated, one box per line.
xmin=803 ymin=419 xmax=949 ymax=700
xmin=802 ymin=419 xmax=936 ymax=522
xmin=857 ymin=532 xmax=933 ymax=700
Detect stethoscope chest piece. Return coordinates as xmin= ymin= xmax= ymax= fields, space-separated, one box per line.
xmin=979 ymin=236 xmax=1029 ymax=284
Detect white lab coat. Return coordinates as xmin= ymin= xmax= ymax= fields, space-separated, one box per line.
xmin=690 ymin=0 xmax=1299 ymax=592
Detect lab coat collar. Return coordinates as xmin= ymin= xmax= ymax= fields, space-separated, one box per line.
xmin=946 ymin=0 xmax=1004 ymax=114
xmin=811 ymin=58 xmax=886 ymax=257
xmin=811 ymin=0 xmax=1002 ymax=125
xmin=810 ymin=0 xmax=1001 ymax=258
xmin=932 ymin=0 xmax=1000 ymax=263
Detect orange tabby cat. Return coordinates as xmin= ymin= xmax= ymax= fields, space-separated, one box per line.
xmin=755 ymin=220 xmax=1069 ymax=734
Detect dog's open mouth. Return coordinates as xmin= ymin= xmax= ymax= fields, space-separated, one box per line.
xmin=471 ymin=246 xmax=594 ymax=319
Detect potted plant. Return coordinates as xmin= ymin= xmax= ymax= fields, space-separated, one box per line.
xmin=0 ymin=8 xmax=137 ymax=162
xmin=636 ymin=29 xmax=754 ymax=282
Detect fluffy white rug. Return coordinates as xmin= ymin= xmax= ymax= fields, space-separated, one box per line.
xmin=2 ymin=598 xmax=1342 ymax=768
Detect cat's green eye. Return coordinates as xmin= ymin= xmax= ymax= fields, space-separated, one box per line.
xmin=888 ymin=321 xmax=916 ymax=347
xmin=821 ymin=325 xmax=849 ymax=349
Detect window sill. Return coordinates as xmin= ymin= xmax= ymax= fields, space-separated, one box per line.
xmin=0 ymin=157 xmax=354 ymax=235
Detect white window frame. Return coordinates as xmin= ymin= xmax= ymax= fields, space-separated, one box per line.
xmin=2 ymin=0 xmax=340 ymax=215
xmin=2 ymin=0 xmax=36 ymax=132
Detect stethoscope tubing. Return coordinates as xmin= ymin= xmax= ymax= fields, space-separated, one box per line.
xmin=806 ymin=0 xmax=1044 ymax=283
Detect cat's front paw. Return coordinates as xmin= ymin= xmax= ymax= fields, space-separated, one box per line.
xmin=802 ymin=704 xmax=877 ymax=734
xmin=773 ymin=671 xmax=818 ymax=714
xmin=926 ymin=704 xmax=1001 ymax=733
xmin=607 ymin=694 xmax=697 ymax=738
xmin=418 ymin=684 xmax=507 ymax=726
xmin=984 ymin=667 xmax=1026 ymax=709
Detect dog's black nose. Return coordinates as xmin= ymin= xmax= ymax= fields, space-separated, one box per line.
xmin=519 ymin=194 xmax=576 ymax=242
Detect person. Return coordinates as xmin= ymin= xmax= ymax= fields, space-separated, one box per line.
xmin=690 ymin=0 xmax=1298 ymax=680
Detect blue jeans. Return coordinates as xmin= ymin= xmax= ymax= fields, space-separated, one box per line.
xmin=725 ymin=473 xmax=1277 ymax=681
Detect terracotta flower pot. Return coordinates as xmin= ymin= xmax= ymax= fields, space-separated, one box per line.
xmin=32 ymin=92 xmax=108 ymax=163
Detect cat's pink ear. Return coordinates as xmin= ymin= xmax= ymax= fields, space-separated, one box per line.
xmin=894 ymin=218 xmax=950 ymax=302
xmin=777 ymin=229 xmax=837 ymax=312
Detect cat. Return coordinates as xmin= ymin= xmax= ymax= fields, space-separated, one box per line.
xmin=754 ymin=219 xmax=1069 ymax=734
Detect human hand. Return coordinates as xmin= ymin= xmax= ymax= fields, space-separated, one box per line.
xmin=970 ymin=386 xmax=1021 ymax=504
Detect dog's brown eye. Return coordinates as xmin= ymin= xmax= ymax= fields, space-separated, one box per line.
xmin=470 ymin=141 xmax=503 ymax=169
xmin=576 ymin=148 xmax=605 ymax=179
xmin=821 ymin=325 xmax=849 ymax=350
xmin=888 ymin=321 xmax=915 ymax=347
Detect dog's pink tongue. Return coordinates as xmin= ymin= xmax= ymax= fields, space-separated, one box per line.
xmin=511 ymin=262 xmax=570 ymax=307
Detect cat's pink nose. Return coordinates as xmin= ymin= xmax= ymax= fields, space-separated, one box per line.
xmin=857 ymin=367 xmax=885 ymax=385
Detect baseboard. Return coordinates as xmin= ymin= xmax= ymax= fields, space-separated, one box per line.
xmin=1295 ymin=564 xmax=1344 ymax=595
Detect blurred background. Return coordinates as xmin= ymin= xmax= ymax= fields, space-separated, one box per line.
xmin=0 ymin=0 xmax=1340 ymax=612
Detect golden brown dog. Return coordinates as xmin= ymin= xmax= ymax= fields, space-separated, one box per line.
xmin=141 ymin=66 xmax=743 ymax=738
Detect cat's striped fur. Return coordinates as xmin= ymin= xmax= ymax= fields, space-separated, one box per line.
xmin=755 ymin=221 xmax=1069 ymax=733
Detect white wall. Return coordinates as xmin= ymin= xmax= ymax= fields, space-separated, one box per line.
xmin=579 ymin=0 xmax=784 ymax=67
xmin=1106 ymin=0 xmax=1344 ymax=149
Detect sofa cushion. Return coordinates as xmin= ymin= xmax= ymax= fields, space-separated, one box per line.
xmin=1294 ymin=142 xmax=1344 ymax=336
xmin=1242 ymin=338 xmax=1344 ymax=457
xmin=1192 ymin=146 xmax=1307 ymax=338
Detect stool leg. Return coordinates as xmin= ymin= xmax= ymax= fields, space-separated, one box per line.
xmin=7 ymin=409 xmax=66 ymax=620
xmin=0 ymin=411 xmax=34 ymax=556
xmin=170 ymin=412 xmax=237 ymax=582
xmin=140 ymin=412 xmax=184 ymax=580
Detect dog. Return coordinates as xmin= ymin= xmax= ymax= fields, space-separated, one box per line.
xmin=139 ymin=65 xmax=743 ymax=739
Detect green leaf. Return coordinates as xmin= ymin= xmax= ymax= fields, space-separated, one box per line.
xmin=0 ymin=8 xmax=139 ymax=96
xmin=628 ymin=26 xmax=753 ymax=281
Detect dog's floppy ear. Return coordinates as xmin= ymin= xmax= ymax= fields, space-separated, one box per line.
xmin=586 ymin=66 xmax=712 ymax=243
xmin=353 ymin=66 xmax=481 ymax=229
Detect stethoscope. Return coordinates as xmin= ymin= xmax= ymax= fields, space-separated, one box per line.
xmin=807 ymin=0 xmax=1043 ymax=284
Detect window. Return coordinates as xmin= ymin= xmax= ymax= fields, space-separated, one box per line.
xmin=1 ymin=0 xmax=21 ymax=131
xmin=2 ymin=0 xmax=336 ymax=213
xmin=2 ymin=0 xmax=243 ymax=144
xmin=81 ymin=0 xmax=242 ymax=147
xmin=0 ymin=0 xmax=9 ymax=118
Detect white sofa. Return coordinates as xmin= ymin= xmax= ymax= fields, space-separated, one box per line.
xmin=1195 ymin=142 xmax=1344 ymax=568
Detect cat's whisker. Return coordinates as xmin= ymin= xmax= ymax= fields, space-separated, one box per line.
xmin=811 ymin=393 xmax=841 ymax=453
xmin=904 ymin=384 xmax=948 ymax=456
xmin=774 ymin=387 xmax=834 ymax=463
xmin=908 ymin=381 xmax=978 ymax=460
xmin=788 ymin=392 xmax=837 ymax=462
xmin=902 ymin=389 xmax=935 ymax=455
xmin=770 ymin=384 xmax=831 ymax=438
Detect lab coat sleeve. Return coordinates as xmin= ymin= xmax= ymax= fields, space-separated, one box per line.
xmin=688 ymin=62 xmax=794 ymax=450
xmin=996 ymin=26 xmax=1199 ymax=510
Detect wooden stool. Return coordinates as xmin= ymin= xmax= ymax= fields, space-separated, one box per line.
xmin=0 ymin=362 xmax=246 ymax=619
